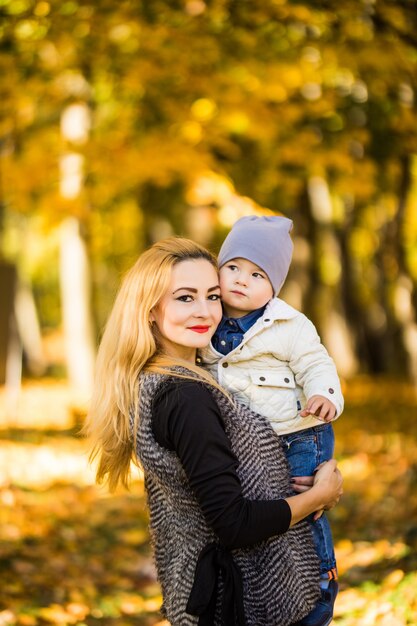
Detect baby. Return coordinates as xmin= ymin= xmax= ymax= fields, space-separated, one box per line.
xmin=203 ymin=215 xmax=343 ymax=626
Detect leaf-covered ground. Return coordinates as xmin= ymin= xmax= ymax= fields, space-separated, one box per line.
xmin=1 ymin=377 xmax=417 ymax=625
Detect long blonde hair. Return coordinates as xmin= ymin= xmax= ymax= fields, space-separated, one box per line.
xmin=85 ymin=237 xmax=221 ymax=491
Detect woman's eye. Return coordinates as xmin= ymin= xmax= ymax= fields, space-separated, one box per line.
xmin=208 ymin=294 xmax=221 ymax=301
xmin=176 ymin=295 xmax=193 ymax=302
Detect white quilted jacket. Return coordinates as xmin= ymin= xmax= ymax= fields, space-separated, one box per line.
xmin=201 ymin=298 xmax=344 ymax=436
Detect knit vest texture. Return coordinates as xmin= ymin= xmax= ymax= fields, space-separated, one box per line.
xmin=135 ymin=371 xmax=321 ymax=625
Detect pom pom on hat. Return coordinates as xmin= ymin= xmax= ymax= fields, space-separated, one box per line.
xmin=218 ymin=215 xmax=294 ymax=295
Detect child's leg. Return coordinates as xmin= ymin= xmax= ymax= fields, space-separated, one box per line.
xmin=282 ymin=424 xmax=338 ymax=625
xmin=281 ymin=423 xmax=337 ymax=580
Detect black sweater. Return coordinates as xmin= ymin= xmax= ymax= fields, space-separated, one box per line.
xmin=151 ymin=380 xmax=291 ymax=548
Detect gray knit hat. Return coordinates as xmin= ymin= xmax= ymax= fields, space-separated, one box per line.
xmin=218 ymin=215 xmax=294 ymax=294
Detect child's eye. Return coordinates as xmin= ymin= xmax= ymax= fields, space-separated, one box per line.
xmin=208 ymin=294 xmax=221 ymax=301
xmin=176 ymin=295 xmax=193 ymax=302
xmin=227 ymin=264 xmax=238 ymax=271
xmin=253 ymin=272 xmax=265 ymax=279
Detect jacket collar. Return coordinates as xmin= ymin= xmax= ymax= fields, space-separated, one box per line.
xmin=232 ymin=298 xmax=299 ymax=345
xmin=263 ymin=297 xmax=299 ymax=321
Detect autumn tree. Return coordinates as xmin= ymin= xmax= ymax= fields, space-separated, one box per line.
xmin=1 ymin=0 xmax=417 ymax=380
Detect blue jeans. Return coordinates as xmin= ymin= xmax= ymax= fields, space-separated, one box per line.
xmin=281 ymin=423 xmax=336 ymax=577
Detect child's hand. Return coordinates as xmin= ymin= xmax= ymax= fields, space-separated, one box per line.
xmin=300 ymin=395 xmax=336 ymax=422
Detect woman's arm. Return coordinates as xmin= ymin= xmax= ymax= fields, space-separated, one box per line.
xmin=152 ymin=381 xmax=342 ymax=549
xmin=152 ymin=381 xmax=291 ymax=549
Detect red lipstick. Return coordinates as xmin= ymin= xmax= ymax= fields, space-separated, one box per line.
xmin=188 ymin=326 xmax=210 ymax=333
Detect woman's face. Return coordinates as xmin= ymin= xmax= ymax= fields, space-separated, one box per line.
xmin=151 ymin=258 xmax=222 ymax=362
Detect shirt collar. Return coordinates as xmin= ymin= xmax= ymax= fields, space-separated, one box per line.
xmin=219 ymin=304 xmax=267 ymax=333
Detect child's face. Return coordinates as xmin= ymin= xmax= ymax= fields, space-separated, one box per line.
xmin=219 ymin=257 xmax=274 ymax=318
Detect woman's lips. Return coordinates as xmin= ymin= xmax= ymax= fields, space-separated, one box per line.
xmin=188 ymin=326 xmax=210 ymax=333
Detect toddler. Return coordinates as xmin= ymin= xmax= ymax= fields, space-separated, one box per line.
xmin=202 ymin=215 xmax=343 ymax=626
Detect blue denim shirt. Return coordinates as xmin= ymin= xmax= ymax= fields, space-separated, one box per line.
xmin=212 ymin=305 xmax=267 ymax=355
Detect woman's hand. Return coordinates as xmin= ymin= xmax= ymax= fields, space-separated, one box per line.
xmin=290 ymin=475 xmax=314 ymax=493
xmin=290 ymin=460 xmax=343 ymax=500
xmin=286 ymin=460 xmax=343 ymax=525
xmin=313 ymin=459 xmax=343 ymax=510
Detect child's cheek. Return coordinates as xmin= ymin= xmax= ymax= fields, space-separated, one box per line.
xmin=219 ymin=272 xmax=229 ymax=293
xmin=221 ymin=294 xmax=232 ymax=307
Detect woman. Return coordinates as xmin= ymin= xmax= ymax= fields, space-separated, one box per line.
xmin=85 ymin=237 xmax=343 ymax=626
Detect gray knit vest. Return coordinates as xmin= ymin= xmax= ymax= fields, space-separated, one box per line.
xmin=135 ymin=371 xmax=320 ymax=625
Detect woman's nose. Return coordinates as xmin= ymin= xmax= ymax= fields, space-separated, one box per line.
xmin=195 ymin=299 xmax=210 ymax=317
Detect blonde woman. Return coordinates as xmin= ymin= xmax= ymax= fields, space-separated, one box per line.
xmin=85 ymin=237 xmax=343 ymax=626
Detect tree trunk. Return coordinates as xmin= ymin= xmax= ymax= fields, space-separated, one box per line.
xmin=59 ymin=103 xmax=96 ymax=404
xmin=391 ymin=154 xmax=417 ymax=383
xmin=59 ymin=218 xmax=96 ymax=404
xmin=304 ymin=176 xmax=358 ymax=378
xmin=15 ymin=282 xmax=46 ymax=376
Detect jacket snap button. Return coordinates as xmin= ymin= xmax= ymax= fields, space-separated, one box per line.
xmin=259 ymin=376 xmax=266 ymax=381
xmin=222 ymin=362 xmax=229 ymax=368
xmin=329 ymin=388 xmax=334 ymax=394
xmin=284 ymin=377 xmax=290 ymax=383
xmin=264 ymin=318 xmax=270 ymax=322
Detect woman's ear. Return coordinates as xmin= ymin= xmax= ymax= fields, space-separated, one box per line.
xmin=149 ymin=310 xmax=155 ymax=323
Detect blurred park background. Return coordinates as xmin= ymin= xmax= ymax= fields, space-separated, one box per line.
xmin=1 ymin=0 xmax=417 ymax=624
